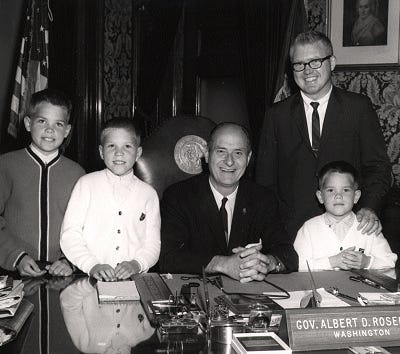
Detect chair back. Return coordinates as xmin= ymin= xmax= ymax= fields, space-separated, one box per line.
xmin=134 ymin=115 xmax=216 ymax=198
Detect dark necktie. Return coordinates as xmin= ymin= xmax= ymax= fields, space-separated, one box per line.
xmin=220 ymin=197 xmax=228 ymax=244
xmin=310 ymin=101 xmax=320 ymax=155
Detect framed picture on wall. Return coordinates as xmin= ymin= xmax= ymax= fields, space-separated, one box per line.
xmin=328 ymin=0 xmax=400 ymax=68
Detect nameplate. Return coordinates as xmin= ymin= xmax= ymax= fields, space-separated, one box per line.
xmin=286 ymin=306 xmax=400 ymax=351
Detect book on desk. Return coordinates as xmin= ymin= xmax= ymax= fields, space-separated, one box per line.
xmin=96 ymin=280 xmax=140 ymax=304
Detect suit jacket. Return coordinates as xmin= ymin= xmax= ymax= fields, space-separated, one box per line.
xmin=256 ymin=87 xmax=391 ymax=240
xmin=159 ymin=173 xmax=298 ymax=274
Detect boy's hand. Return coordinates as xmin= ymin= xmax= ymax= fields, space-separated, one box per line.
xmin=329 ymin=246 xmax=370 ymax=269
xmin=48 ymin=259 xmax=73 ymax=277
xmin=341 ymin=251 xmax=370 ymax=269
xmin=329 ymin=246 xmax=355 ymax=269
xmin=17 ymin=255 xmax=47 ymax=277
xmin=115 ymin=260 xmax=141 ymax=280
xmin=22 ymin=277 xmax=47 ymax=296
xmin=90 ymin=264 xmax=117 ymax=281
xmin=356 ymin=208 xmax=382 ymax=235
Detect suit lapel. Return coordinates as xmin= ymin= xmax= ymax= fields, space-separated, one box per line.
xmin=197 ymin=176 xmax=229 ymax=253
xmin=292 ymin=94 xmax=315 ymax=156
xmin=319 ymin=87 xmax=342 ymax=158
xmin=228 ymin=182 xmax=250 ymax=249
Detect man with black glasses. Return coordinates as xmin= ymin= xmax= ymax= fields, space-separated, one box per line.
xmin=256 ymin=30 xmax=391 ymax=242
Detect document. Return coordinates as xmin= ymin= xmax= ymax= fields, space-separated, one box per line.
xmin=0 ymin=281 xmax=24 ymax=319
xmin=358 ymin=292 xmax=400 ymax=306
xmin=0 ymin=299 xmax=33 ymax=346
xmin=271 ymin=288 xmax=350 ymax=309
xmin=96 ymin=280 xmax=140 ymax=304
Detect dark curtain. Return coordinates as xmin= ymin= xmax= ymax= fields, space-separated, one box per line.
xmin=136 ymin=0 xmax=183 ymax=136
xmin=239 ymin=0 xmax=307 ymax=148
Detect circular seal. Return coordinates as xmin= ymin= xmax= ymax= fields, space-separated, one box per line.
xmin=174 ymin=135 xmax=207 ymax=174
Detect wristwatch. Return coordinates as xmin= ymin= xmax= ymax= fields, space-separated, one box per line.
xmin=274 ymin=258 xmax=283 ymax=273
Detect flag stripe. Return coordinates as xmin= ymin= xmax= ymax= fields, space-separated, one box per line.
xmin=8 ymin=0 xmax=49 ymax=138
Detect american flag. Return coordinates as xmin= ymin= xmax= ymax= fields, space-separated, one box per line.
xmin=8 ymin=0 xmax=50 ymax=138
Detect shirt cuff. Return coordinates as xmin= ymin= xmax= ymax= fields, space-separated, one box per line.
xmin=13 ymin=252 xmax=28 ymax=269
xmin=366 ymin=255 xmax=374 ymax=269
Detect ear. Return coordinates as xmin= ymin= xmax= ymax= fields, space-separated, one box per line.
xmin=23 ymin=116 xmax=31 ymax=132
xmin=354 ymin=189 xmax=361 ymax=204
xmin=246 ymin=150 xmax=252 ymax=166
xmin=136 ymin=146 xmax=143 ymax=161
xmin=204 ymin=147 xmax=209 ymax=164
xmin=64 ymin=124 xmax=72 ymax=138
xmin=98 ymin=145 xmax=104 ymax=161
xmin=316 ymin=190 xmax=324 ymax=204
xmin=329 ymin=55 xmax=336 ymax=72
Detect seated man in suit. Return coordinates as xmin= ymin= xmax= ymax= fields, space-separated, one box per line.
xmin=159 ymin=122 xmax=298 ymax=282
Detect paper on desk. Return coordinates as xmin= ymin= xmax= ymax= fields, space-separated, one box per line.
xmin=358 ymin=292 xmax=400 ymax=306
xmin=269 ymin=288 xmax=350 ymax=309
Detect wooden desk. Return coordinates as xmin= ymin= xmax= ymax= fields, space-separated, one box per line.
xmin=1 ymin=271 xmax=399 ymax=353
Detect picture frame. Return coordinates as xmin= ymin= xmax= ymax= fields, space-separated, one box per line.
xmin=328 ymin=0 xmax=400 ymax=69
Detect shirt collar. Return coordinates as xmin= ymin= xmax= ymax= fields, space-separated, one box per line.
xmin=208 ymin=177 xmax=238 ymax=201
xmin=301 ymin=85 xmax=332 ymax=107
xmin=105 ymin=168 xmax=136 ymax=189
xmin=29 ymin=144 xmax=59 ymax=164
xmin=324 ymin=211 xmax=355 ymax=227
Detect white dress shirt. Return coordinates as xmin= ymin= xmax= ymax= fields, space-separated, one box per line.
xmin=209 ymin=179 xmax=238 ymax=242
xmin=301 ymin=86 xmax=332 ymax=145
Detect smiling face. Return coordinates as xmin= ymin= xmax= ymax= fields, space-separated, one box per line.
xmin=99 ymin=127 xmax=142 ymax=176
xmin=205 ymin=124 xmax=252 ymax=196
xmin=24 ymin=102 xmax=71 ymax=155
xmin=316 ymin=171 xmax=361 ymax=220
xmin=291 ymin=41 xmax=336 ymax=100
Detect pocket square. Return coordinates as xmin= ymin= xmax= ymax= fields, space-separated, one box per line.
xmin=140 ymin=213 xmax=146 ymax=221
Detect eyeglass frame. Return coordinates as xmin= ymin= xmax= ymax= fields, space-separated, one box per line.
xmin=291 ymin=55 xmax=332 ymax=72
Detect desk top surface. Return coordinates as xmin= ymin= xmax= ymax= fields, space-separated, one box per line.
xmin=0 ymin=270 xmax=399 ymax=354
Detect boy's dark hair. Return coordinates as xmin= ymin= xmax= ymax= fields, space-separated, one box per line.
xmin=100 ymin=117 xmax=141 ymax=146
xmin=289 ymin=30 xmax=333 ymax=61
xmin=318 ymin=160 xmax=360 ymax=189
xmin=28 ymin=88 xmax=72 ymax=118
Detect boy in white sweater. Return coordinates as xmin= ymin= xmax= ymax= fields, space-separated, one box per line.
xmin=294 ymin=160 xmax=396 ymax=271
xmin=60 ymin=118 xmax=160 ymax=281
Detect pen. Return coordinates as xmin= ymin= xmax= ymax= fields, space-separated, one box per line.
xmin=349 ymin=275 xmax=382 ymax=289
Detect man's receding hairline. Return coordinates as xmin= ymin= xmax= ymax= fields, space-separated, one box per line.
xmin=209 ymin=123 xmax=251 ymax=151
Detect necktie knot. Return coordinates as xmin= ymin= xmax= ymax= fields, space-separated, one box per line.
xmin=221 ymin=197 xmax=228 ymax=208
xmin=310 ymin=101 xmax=319 ymax=110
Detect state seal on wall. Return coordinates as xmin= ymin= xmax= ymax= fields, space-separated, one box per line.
xmin=174 ymin=135 xmax=207 ymax=174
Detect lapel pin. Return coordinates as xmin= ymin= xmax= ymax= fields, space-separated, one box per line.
xmin=242 ymin=208 xmax=247 ymax=215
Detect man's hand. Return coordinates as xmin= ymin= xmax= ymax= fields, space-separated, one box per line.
xmin=205 ymin=254 xmax=242 ymax=280
xmin=356 ymin=207 xmax=382 ymax=235
xmin=48 ymin=259 xmax=73 ymax=277
xmin=115 ymin=260 xmax=141 ymax=280
xmin=16 ymin=255 xmax=47 ymax=277
xmin=89 ymin=264 xmax=116 ymax=281
xmin=238 ymin=248 xmax=280 ymax=282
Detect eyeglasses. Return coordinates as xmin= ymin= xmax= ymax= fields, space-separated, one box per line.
xmin=291 ymin=55 xmax=332 ymax=72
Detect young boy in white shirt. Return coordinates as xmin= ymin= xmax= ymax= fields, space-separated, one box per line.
xmin=294 ymin=160 xmax=397 ymax=271
xmin=60 ymin=118 xmax=160 ymax=281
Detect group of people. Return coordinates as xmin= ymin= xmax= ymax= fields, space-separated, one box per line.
xmin=0 ymin=31 xmax=397 ymax=283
